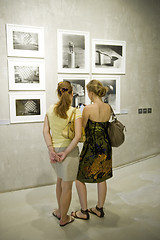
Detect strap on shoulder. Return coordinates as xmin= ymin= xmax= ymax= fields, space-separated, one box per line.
xmin=68 ymin=108 xmax=76 ymax=122
xmin=108 ymin=104 xmax=116 ymax=120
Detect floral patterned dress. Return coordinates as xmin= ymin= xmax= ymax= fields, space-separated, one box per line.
xmin=77 ymin=119 xmax=112 ymax=183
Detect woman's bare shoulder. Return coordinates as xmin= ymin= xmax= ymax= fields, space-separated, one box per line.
xmin=86 ymin=103 xmax=96 ymax=109
xmin=83 ymin=104 xmax=93 ymax=111
xmin=103 ymin=102 xmax=110 ymax=109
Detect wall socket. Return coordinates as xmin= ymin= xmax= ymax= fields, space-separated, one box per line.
xmin=138 ymin=108 xmax=152 ymax=114
xmin=143 ymin=108 xmax=147 ymax=114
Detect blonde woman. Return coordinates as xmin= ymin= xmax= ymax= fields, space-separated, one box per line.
xmin=43 ymin=81 xmax=82 ymax=226
xmin=72 ymin=80 xmax=112 ymax=220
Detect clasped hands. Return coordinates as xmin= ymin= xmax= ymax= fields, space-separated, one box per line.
xmin=49 ymin=151 xmax=67 ymax=163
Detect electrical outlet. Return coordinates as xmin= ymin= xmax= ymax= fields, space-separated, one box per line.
xmin=138 ymin=107 xmax=152 ymax=114
xmin=148 ymin=108 xmax=152 ymax=113
xmin=138 ymin=108 xmax=143 ymax=114
xmin=143 ymin=108 xmax=147 ymax=114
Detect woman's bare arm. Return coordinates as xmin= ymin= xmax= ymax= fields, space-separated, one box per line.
xmin=43 ymin=115 xmax=60 ymax=163
xmin=58 ymin=117 xmax=82 ymax=161
xmin=82 ymin=106 xmax=90 ymax=129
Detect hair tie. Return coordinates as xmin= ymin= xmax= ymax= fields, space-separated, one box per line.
xmin=58 ymin=81 xmax=63 ymax=85
xmin=60 ymin=88 xmax=68 ymax=94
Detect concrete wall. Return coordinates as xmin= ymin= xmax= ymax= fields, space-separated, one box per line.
xmin=0 ymin=0 xmax=160 ymax=192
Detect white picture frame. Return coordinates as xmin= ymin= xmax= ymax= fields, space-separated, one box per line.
xmin=58 ymin=74 xmax=90 ymax=107
xmin=57 ymin=29 xmax=89 ymax=73
xmin=8 ymin=58 xmax=45 ymax=91
xmin=92 ymin=39 xmax=126 ymax=74
xmin=92 ymin=75 xmax=120 ymax=113
xmin=9 ymin=91 xmax=46 ymax=123
xmin=6 ymin=24 xmax=44 ymax=58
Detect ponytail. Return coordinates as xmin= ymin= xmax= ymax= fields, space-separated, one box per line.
xmin=54 ymin=81 xmax=73 ymax=119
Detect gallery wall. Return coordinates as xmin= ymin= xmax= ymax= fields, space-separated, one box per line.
xmin=0 ymin=0 xmax=160 ymax=192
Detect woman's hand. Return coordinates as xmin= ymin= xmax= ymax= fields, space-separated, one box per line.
xmin=57 ymin=152 xmax=67 ymax=162
xmin=43 ymin=116 xmax=60 ymax=163
xmin=49 ymin=150 xmax=60 ymax=163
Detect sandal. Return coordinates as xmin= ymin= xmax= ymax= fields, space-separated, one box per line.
xmin=52 ymin=209 xmax=60 ymax=220
xmin=60 ymin=216 xmax=74 ymax=227
xmin=88 ymin=205 xmax=105 ymax=218
xmin=71 ymin=209 xmax=90 ymax=220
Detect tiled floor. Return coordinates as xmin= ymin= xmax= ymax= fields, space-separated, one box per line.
xmin=0 ymin=154 xmax=160 ymax=240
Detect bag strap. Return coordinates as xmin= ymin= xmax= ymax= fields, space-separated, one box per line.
xmin=109 ymin=104 xmax=127 ymax=131
xmin=109 ymin=104 xmax=117 ymax=120
xmin=68 ymin=108 xmax=76 ymax=123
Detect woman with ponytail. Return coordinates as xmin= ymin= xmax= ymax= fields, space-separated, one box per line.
xmin=71 ymin=80 xmax=112 ymax=220
xmin=43 ymin=81 xmax=82 ymax=226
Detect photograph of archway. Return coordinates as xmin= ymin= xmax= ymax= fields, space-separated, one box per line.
xmin=92 ymin=39 xmax=126 ymax=74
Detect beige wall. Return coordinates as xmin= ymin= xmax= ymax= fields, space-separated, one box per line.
xmin=0 ymin=0 xmax=160 ymax=192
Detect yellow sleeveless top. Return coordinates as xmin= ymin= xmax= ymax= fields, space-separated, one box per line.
xmin=47 ymin=105 xmax=82 ymax=148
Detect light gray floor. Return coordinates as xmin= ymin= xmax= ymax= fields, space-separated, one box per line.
xmin=0 ymin=154 xmax=160 ymax=240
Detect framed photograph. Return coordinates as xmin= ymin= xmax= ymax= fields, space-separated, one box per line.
xmin=92 ymin=75 xmax=120 ymax=113
xmin=58 ymin=75 xmax=90 ymax=107
xmin=6 ymin=24 xmax=44 ymax=58
xmin=57 ymin=29 xmax=89 ymax=73
xmin=92 ymin=39 xmax=126 ymax=74
xmin=8 ymin=58 xmax=45 ymax=91
xmin=9 ymin=92 xmax=46 ymax=123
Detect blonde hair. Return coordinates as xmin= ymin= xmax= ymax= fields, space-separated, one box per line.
xmin=54 ymin=81 xmax=73 ymax=119
xmin=86 ymin=80 xmax=108 ymax=97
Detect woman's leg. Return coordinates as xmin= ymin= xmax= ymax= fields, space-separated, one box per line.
xmin=54 ymin=177 xmax=62 ymax=218
xmin=76 ymin=180 xmax=87 ymax=210
xmin=89 ymin=181 xmax=107 ymax=216
xmin=71 ymin=180 xmax=88 ymax=219
xmin=59 ymin=180 xmax=73 ymax=225
xmin=97 ymin=180 xmax=107 ymax=207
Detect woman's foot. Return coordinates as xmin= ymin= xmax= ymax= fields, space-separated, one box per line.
xmin=71 ymin=209 xmax=90 ymax=220
xmin=88 ymin=206 xmax=104 ymax=218
xmin=52 ymin=209 xmax=61 ymax=220
xmin=59 ymin=215 xmax=75 ymax=227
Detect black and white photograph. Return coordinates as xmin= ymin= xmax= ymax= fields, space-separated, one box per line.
xmin=16 ymin=99 xmax=40 ymax=116
xmin=9 ymin=92 xmax=46 ymax=123
xmin=14 ymin=66 xmax=39 ymax=83
xmin=8 ymin=58 xmax=45 ymax=90
xmin=13 ymin=31 xmax=38 ymax=51
xmin=57 ymin=30 xmax=89 ymax=73
xmin=92 ymin=75 xmax=120 ymax=113
xmin=58 ymin=75 xmax=90 ymax=107
xmin=92 ymin=39 xmax=126 ymax=74
xmin=6 ymin=24 xmax=44 ymax=58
